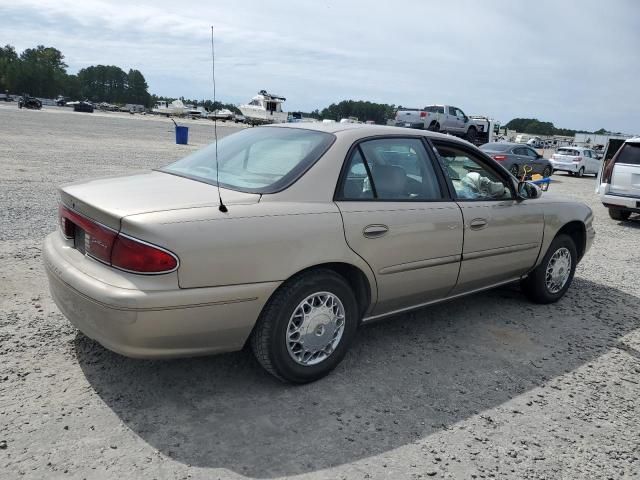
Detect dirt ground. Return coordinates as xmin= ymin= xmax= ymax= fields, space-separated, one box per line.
xmin=1 ymin=104 xmax=639 ymax=479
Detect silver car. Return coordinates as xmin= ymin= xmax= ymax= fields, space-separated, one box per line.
xmin=44 ymin=124 xmax=595 ymax=383
xmin=480 ymin=142 xmax=553 ymax=178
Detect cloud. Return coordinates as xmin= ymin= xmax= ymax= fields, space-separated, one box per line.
xmin=1 ymin=0 xmax=638 ymax=132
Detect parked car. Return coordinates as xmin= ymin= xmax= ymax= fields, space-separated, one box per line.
xmin=480 ymin=142 xmax=553 ymax=178
xmin=44 ymin=124 xmax=594 ymax=383
xmin=596 ymin=137 xmax=640 ymax=220
xmin=73 ymin=101 xmax=94 ymax=113
xmin=550 ymin=146 xmax=601 ymax=177
xmin=18 ymin=94 xmax=42 ymax=110
xmin=394 ymin=105 xmax=480 ymax=142
xmin=527 ymin=137 xmax=544 ymax=148
xmin=233 ymin=114 xmax=246 ymax=123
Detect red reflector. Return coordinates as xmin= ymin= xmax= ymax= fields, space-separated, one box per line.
xmin=420 ymin=111 xmax=427 ymax=118
xmin=111 ymin=235 xmax=178 ymax=273
xmin=493 ymin=155 xmax=507 ymax=161
xmin=573 ymin=156 xmax=582 ymax=162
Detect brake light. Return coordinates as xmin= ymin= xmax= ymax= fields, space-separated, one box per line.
xmin=420 ymin=111 xmax=427 ymax=118
xmin=111 ymin=235 xmax=178 ymax=273
xmin=573 ymin=156 xmax=582 ymax=163
xmin=58 ymin=204 xmax=178 ymax=274
xmin=493 ymin=155 xmax=507 ymax=161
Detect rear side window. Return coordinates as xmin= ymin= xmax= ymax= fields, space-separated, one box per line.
xmin=425 ymin=106 xmax=445 ymax=114
xmin=557 ymin=148 xmax=580 ymax=156
xmin=615 ymin=143 xmax=640 ymax=165
xmin=338 ymin=138 xmax=443 ymax=201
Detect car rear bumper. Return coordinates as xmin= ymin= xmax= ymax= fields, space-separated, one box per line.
xmin=550 ymin=161 xmax=579 ymax=172
xmin=44 ymin=232 xmax=280 ymax=359
xmin=601 ymin=193 xmax=640 ymax=212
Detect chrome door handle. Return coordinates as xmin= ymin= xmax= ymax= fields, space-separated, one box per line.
xmin=469 ymin=218 xmax=488 ymax=230
xmin=363 ymin=224 xmax=389 ymax=238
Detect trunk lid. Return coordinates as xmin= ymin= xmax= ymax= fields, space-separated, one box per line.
xmin=59 ymin=171 xmax=260 ymax=229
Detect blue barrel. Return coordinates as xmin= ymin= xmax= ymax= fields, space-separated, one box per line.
xmin=175 ymin=125 xmax=189 ymax=145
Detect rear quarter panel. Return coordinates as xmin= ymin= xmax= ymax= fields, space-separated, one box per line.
xmin=120 ymin=202 xmax=378 ymax=305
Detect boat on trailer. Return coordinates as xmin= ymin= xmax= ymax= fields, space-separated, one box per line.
xmin=238 ymin=90 xmax=287 ymax=125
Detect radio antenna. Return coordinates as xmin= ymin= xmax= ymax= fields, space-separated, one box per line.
xmin=211 ymin=25 xmax=228 ymax=213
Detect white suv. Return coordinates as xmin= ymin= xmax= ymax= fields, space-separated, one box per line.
xmin=597 ymin=137 xmax=640 ymax=220
xmin=550 ymin=146 xmax=601 ymax=177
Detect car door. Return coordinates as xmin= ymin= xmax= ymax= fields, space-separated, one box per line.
xmin=524 ymin=146 xmax=546 ymax=174
xmin=446 ymin=106 xmax=461 ymax=132
xmin=335 ymin=137 xmax=463 ymax=316
xmin=512 ymin=147 xmax=532 ymax=174
xmin=431 ymin=140 xmax=545 ymax=294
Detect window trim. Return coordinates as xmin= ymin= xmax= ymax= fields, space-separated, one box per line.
xmin=428 ymin=138 xmax=518 ymax=203
xmin=333 ymin=135 xmax=452 ymax=202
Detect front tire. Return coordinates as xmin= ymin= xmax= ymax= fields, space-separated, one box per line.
xmin=466 ymin=126 xmax=477 ymax=143
xmin=542 ymin=166 xmax=552 ymax=178
xmin=521 ymin=234 xmax=577 ymax=304
xmin=250 ymin=269 xmax=359 ymax=383
xmin=608 ymin=208 xmax=631 ymax=221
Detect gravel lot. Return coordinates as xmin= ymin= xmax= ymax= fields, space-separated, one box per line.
xmin=1 ymin=104 xmax=639 ymax=480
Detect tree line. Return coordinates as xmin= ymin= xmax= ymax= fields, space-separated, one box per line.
xmin=504 ymin=118 xmax=614 ymax=137
xmin=0 ymin=44 xmax=151 ymax=106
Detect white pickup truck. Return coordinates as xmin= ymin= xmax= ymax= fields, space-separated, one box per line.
xmin=394 ymin=105 xmax=481 ymax=142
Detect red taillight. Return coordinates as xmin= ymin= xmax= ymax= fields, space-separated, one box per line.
xmin=420 ymin=111 xmax=427 ymax=118
xmin=573 ymin=156 xmax=582 ymax=163
xmin=59 ymin=204 xmax=116 ymax=263
xmin=58 ymin=204 xmax=177 ymax=274
xmin=493 ymin=155 xmax=507 ymax=161
xmin=111 ymin=235 xmax=178 ymax=273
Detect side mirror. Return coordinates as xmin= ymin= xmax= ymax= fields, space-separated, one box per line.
xmin=464 ymin=116 xmax=469 ymax=123
xmin=536 ymin=153 xmax=543 ymax=159
xmin=517 ymin=181 xmax=542 ymax=200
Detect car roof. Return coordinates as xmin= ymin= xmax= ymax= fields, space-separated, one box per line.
xmin=265 ymin=122 xmax=473 ymax=144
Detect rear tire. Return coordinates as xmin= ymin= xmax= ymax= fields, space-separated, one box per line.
xmin=542 ymin=166 xmax=552 ymax=178
xmin=576 ymin=167 xmax=585 ymax=178
xmin=509 ymin=164 xmax=520 ymax=177
xmin=608 ymin=208 xmax=631 ymax=221
xmin=521 ymin=234 xmax=577 ymax=304
xmin=250 ymin=269 xmax=359 ymax=383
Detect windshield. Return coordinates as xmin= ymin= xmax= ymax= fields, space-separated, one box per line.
xmin=161 ymin=127 xmax=335 ymax=193
xmin=480 ymin=143 xmax=512 ymax=152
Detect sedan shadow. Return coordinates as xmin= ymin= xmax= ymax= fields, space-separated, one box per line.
xmin=75 ymin=278 xmax=639 ymax=478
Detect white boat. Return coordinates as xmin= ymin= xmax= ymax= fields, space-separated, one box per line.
xmin=152 ymin=100 xmax=187 ymax=116
xmin=238 ymin=90 xmax=287 ymax=125
xmin=211 ymin=108 xmax=234 ymax=120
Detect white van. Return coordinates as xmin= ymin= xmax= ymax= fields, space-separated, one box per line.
xmin=596 ymin=137 xmax=640 ymax=220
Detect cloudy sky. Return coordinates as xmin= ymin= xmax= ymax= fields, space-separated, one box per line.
xmin=2 ymin=0 xmax=638 ymax=132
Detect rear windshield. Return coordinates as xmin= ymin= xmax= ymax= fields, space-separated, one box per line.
xmin=425 ymin=105 xmax=445 ymax=113
xmin=161 ymin=127 xmax=335 ymax=193
xmin=480 ymin=143 xmax=512 ymax=152
xmin=557 ymin=148 xmax=580 ymax=156
xmin=615 ymin=143 xmax=640 ymax=165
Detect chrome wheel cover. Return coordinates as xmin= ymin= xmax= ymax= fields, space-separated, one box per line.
xmin=545 ymin=247 xmax=572 ymax=294
xmin=286 ymin=292 xmax=346 ymax=366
